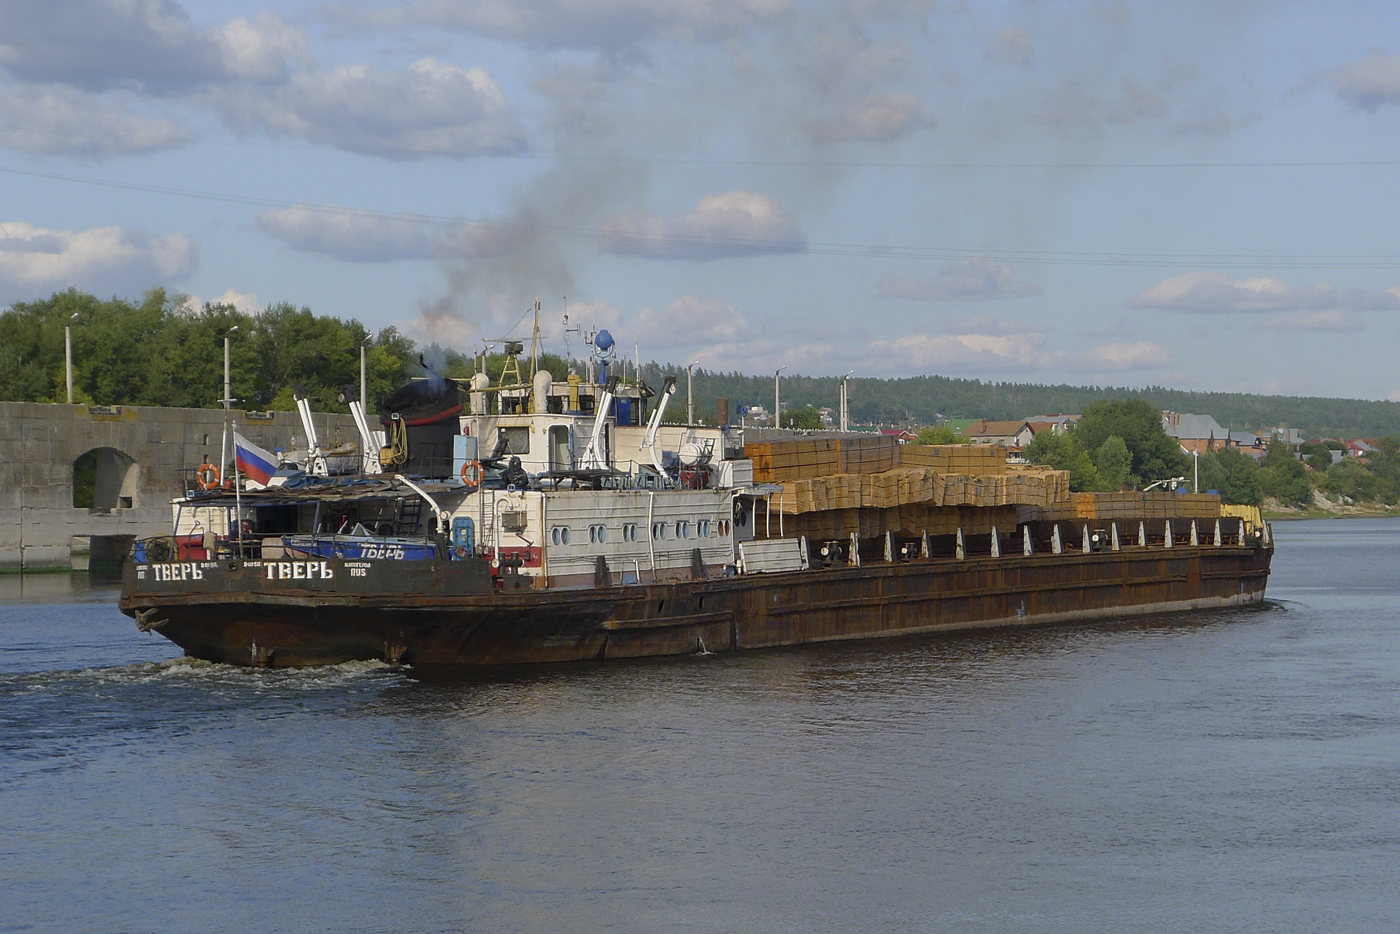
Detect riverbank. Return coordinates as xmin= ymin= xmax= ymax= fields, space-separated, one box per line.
xmin=1261 ymin=492 xmax=1399 ymax=520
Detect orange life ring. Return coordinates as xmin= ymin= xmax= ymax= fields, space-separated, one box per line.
xmin=460 ymin=459 xmax=482 ymax=489
xmin=197 ymin=463 xmax=221 ymax=490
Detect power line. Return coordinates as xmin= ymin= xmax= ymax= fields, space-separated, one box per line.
xmin=4 ymin=163 xmax=1400 ymax=270
xmin=5 ymin=128 xmax=1400 ymax=169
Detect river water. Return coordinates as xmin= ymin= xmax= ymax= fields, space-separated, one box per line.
xmin=2 ymin=519 xmax=1397 ymax=933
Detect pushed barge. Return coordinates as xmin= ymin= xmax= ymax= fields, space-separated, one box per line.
xmin=119 ymin=361 xmax=1273 ymax=669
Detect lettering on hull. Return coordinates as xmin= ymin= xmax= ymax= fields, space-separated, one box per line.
xmin=266 ymin=561 xmax=336 ymax=581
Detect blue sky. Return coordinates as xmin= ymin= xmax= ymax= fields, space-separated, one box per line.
xmin=3 ymin=0 xmax=1400 ymax=398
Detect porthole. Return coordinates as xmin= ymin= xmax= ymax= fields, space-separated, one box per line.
xmin=623 ymin=523 xmax=638 ymax=541
xmin=551 ymin=525 xmax=571 ymax=545
xmin=588 ymin=524 xmax=606 ymax=543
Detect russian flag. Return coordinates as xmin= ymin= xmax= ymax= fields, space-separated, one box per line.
xmin=234 ymin=431 xmax=278 ymax=487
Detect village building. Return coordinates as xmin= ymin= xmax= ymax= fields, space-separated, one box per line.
xmin=963 ymin=419 xmax=1035 ymax=448
xmin=1162 ymin=412 xmax=1232 ymax=454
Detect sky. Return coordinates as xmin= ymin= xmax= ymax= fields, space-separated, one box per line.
xmin=3 ymin=0 xmax=1400 ymax=399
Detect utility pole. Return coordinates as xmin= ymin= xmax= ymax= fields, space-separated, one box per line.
xmin=774 ymin=365 xmax=786 ymax=429
xmin=65 ymin=313 xmax=78 ymax=403
xmin=686 ymin=360 xmax=698 ymax=425
xmin=222 ymin=325 xmax=239 ymax=480
xmin=360 ymin=338 xmax=368 ymax=413
xmin=840 ymin=370 xmax=853 ymax=432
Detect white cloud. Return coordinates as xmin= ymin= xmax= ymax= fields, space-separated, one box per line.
xmin=0 ymin=2 xmax=306 ymax=92
xmin=878 ymin=258 xmax=1042 ymax=301
xmin=212 ymin=13 xmax=310 ymax=83
xmin=986 ymin=26 xmax=1032 ymax=68
xmin=326 ymin=0 xmax=791 ymax=52
xmin=599 ymin=191 xmax=806 ymax=260
xmin=0 ymin=221 xmax=197 ymax=303
xmin=1033 ymin=78 xmax=1166 ymax=133
xmin=1131 ymin=272 xmax=1400 ymax=312
xmin=0 ymin=85 xmax=189 ymax=157
xmin=857 ymin=332 xmax=1172 ymax=375
xmin=1260 ymin=310 xmax=1366 ymax=332
xmin=215 ymin=59 xmax=526 ymax=158
xmin=1334 ymin=53 xmax=1400 ymax=111
xmin=257 ymin=204 xmax=540 ymax=262
xmin=868 ymin=330 xmax=1051 ymax=369
xmin=1075 ymin=341 xmax=1173 ymax=370
xmin=182 ymin=288 xmax=264 ymax=316
xmin=258 ymin=206 xmax=441 ymax=261
xmin=632 ymin=295 xmax=756 ymax=349
xmin=809 ymin=92 xmax=934 ymax=143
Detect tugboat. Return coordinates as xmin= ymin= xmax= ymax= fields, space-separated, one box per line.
xmin=119 ymin=328 xmax=1273 ymax=669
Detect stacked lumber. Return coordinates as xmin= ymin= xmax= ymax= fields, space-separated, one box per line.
xmin=897 ymin=444 xmax=1007 ymax=474
xmin=746 ymin=436 xmax=902 ymax=482
xmin=785 ymin=505 xmax=1022 ymax=540
xmin=769 ymin=465 xmax=1072 ymax=515
xmin=1029 ymin=491 xmax=1222 ymax=523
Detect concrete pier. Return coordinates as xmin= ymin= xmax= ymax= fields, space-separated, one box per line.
xmin=0 ymin=402 xmax=356 ymax=570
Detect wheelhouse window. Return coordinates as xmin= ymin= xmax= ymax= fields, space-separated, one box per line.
xmin=499 ymin=426 xmax=530 ymax=456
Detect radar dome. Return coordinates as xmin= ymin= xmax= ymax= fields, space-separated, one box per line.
xmin=595 ymin=329 xmax=615 ymax=353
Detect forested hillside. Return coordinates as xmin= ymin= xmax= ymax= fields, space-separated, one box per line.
xmin=658 ymin=367 xmax=1400 ymax=440
xmin=3 ymin=289 xmax=1396 ymax=438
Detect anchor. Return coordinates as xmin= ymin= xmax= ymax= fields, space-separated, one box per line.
xmin=133 ymin=608 xmax=168 ymax=632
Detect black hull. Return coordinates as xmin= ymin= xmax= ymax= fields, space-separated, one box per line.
xmin=120 ymin=544 xmax=1273 ymax=668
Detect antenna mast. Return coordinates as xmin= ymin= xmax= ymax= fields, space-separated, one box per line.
xmin=529 ymin=297 xmax=540 ymax=379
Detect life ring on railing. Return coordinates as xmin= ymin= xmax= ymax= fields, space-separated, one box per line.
xmin=197 ymin=463 xmax=221 ymax=490
xmin=460 ymin=459 xmax=483 ymax=489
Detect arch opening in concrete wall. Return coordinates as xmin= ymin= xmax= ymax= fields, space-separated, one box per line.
xmin=72 ymin=447 xmax=138 ymax=512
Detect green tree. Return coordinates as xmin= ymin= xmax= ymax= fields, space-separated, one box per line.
xmin=781 ymin=405 xmax=823 ymax=429
xmin=1299 ymin=440 xmax=1334 ymax=471
xmin=1258 ymin=440 xmax=1312 ymax=506
xmin=1093 ymin=435 xmax=1132 ymax=491
xmin=1024 ymin=430 xmax=1100 ymax=491
xmin=915 ymin=425 xmax=971 ymax=445
xmin=1365 ymin=436 xmax=1400 ymax=504
xmin=1197 ymin=448 xmax=1263 ymax=505
xmin=1075 ymin=398 xmax=1189 ymax=484
xmin=1320 ymin=458 xmax=1379 ymax=502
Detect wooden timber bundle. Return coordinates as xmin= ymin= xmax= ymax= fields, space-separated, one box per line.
xmin=745 ymin=436 xmax=902 ymax=482
xmin=785 ymin=504 xmax=1022 ymax=540
xmin=770 ymin=465 xmax=1071 ymax=515
xmin=896 ymin=443 xmax=1007 ymax=474
xmin=1026 ymin=491 xmax=1223 ymax=523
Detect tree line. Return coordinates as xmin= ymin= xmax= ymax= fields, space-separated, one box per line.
xmin=1019 ymin=398 xmax=1400 ymax=510
xmin=658 ymin=367 xmax=1400 ymax=440
xmin=0 ymin=289 xmax=418 ymax=412
xmin=6 ymin=289 xmax=1400 ymax=444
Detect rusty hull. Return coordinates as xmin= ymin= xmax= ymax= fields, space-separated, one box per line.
xmin=120 ymin=543 xmax=1272 ymax=669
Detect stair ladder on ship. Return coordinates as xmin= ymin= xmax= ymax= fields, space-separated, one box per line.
xmin=480 ymin=488 xmax=500 ymax=557
xmin=397 ymin=497 xmax=424 ymax=535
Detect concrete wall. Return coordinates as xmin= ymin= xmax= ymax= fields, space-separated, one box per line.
xmin=0 ymin=402 xmax=358 ymax=570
